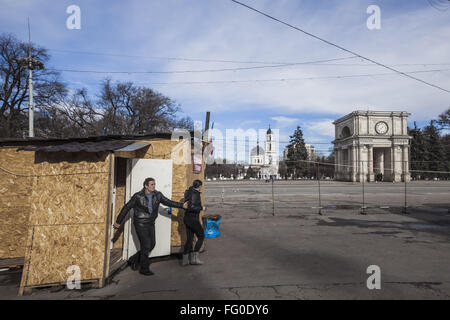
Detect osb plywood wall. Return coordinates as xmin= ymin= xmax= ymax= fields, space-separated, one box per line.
xmin=20 ymin=151 xmax=110 ymax=287
xmin=0 ymin=148 xmax=35 ymax=259
xmin=138 ymin=139 xmax=205 ymax=248
xmin=2 ymin=138 xmax=205 ymax=292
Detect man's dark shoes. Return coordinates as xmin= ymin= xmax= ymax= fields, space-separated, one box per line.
xmin=127 ymin=260 xmax=139 ymax=271
xmin=139 ymin=269 xmax=154 ymax=276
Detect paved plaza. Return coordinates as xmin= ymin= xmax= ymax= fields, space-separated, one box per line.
xmin=1 ymin=181 xmax=449 ymax=300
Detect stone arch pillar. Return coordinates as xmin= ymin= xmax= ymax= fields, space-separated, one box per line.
xmin=368 ymin=145 xmax=374 ymax=182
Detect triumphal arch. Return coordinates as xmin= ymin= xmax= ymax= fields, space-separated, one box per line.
xmin=333 ymin=111 xmax=411 ymax=182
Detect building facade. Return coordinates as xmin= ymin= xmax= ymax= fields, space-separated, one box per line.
xmin=333 ymin=111 xmax=411 ymax=182
xmin=305 ymin=144 xmax=316 ymax=160
xmin=247 ymin=127 xmax=279 ymax=179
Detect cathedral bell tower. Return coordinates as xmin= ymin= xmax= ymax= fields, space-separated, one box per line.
xmin=265 ymin=125 xmax=276 ymax=165
xmin=263 ymin=125 xmax=279 ymax=179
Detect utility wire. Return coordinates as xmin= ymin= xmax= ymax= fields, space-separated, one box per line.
xmin=48 ymin=64 xmax=450 ymax=77
xmin=48 ymin=56 xmax=357 ymax=74
xmin=53 ymin=68 xmax=450 ymax=88
xmin=229 ymin=0 xmax=450 ymax=94
xmin=0 ymin=165 xmax=108 ymax=177
xmin=48 ymin=49 xmax=450 ymax=68
xmin=131 ymin=68 xmax=450 ymax=85
xmin=49 ymin=48 xmax=358 ymax=65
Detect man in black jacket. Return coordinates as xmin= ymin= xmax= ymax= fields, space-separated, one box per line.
xmin=182 ymin=179 xmax=206 ymax=266
xmin=114 ymin=177 xmax=188 ymax=275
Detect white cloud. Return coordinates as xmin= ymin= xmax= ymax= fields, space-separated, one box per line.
xmin=304 ymin=119 xmax=335 ymax=137
xmin=2 ymin=0 xmax=448 ymax=133
xmin=306 ymin=137 xmax=332 ymax=143
xmin=239 ymin=119 xmax=261 ymax=127
xmin=147 ymin=1 xmax=450 ymax=122
xmin=271 ymin=116 xmax=299 ymax=128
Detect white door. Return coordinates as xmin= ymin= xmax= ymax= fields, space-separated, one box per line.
xmin=123 ymin=158 xmax=173 ymax=260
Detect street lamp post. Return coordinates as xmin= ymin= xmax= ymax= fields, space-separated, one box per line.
xmin=28 ymin=58 xmax=34 ymax=137
xmin=14 ymin=56 xmax=43 ymax=138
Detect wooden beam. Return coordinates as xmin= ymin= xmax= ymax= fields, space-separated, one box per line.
xmin=204 ymin=111 xmax=210 ymax=136
xmin=100 ymin=153 xmax=115 ymax=287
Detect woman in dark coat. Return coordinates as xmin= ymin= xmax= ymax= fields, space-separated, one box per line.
xmin=182 ymin=180 xmax=206 ymax=266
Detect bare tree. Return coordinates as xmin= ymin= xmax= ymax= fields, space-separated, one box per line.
xmin=173 ymin=115 xmax=194 ymax=131
xmin=0 ymin=33 xmax=66 ymax=138
xmin=98 ymin=79 xmax=185 ymax=135
xmin=59 ymin=89 xmax=102 ymax=136
xmin=97 ymin=79 xmax=135 ymax=134
xmin=1 ymin=33 xmax=194 ymax=139
xmin=39 ymin=80 xmax=194 ymax=138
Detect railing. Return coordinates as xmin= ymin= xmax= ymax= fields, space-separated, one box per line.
xmin=205 ymin=160 xmax=450 ymax=217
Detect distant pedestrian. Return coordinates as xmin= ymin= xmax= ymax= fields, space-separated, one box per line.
xmin=182 ymin=180 xmax=206 ymax=266
xmin=114 ymin=177 xmax=188 ymax=276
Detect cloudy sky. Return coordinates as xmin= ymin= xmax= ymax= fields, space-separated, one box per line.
xmin=1 ymin=0 xmax=449 ymax=161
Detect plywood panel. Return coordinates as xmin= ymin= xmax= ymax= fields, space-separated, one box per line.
xmin=23 ymin=224 xmax=106 ymax=286
xmin=0 ymin=148 xmax=36 ymax=175
xmin=0 ymin=207 xmax=29 ymax=258
xmin=0 ymin=148 xmax=35 ymax=259
xmin=0 ymin=175 xmax=31 ymax=207
xmin=20 ymin=152 xmax=112 ymax=289
xmin=30 ymin=173 xmax=109 ymax=226
xmin=27 ymin=151 xmax=109 ymax=226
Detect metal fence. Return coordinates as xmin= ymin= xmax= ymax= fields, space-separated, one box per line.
xmin=205 ymin=161 xmax=450 ymax=217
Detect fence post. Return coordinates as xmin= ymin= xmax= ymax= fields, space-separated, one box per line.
xmin=271 ymin=176 xmax=275 ymax=216
xmin=403 ymin=160 xmax=408 ymax=214
xmin=317 ymin=162 xmax=322 ymax=215
xmin=361 ymin=160 xmax=367 ymax=215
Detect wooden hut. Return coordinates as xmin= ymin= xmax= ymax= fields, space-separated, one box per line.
xmin=0 ymin=133 xmax=205 ymax=295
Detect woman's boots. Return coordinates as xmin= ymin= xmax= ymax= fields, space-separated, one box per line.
xmin=189 ymin=252 xmax=204 ymax=265
xmin=181 ymin=252 xmax=204 ymax=266
xmin=181 ymin=254 xmax=190 ymax=266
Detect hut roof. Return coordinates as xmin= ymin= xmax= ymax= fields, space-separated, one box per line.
xmin=0 ymin=133 xmax=174 ymax=147
xmin=18 ymin=140 xmax=152 ymax=153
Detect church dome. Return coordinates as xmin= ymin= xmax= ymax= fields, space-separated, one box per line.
xmin=250 ymin=145 xmax=265 ymax=156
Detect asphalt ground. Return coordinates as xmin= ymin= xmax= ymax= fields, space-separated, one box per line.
xmin=1 ymin=181 xmax=449 ymax=300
